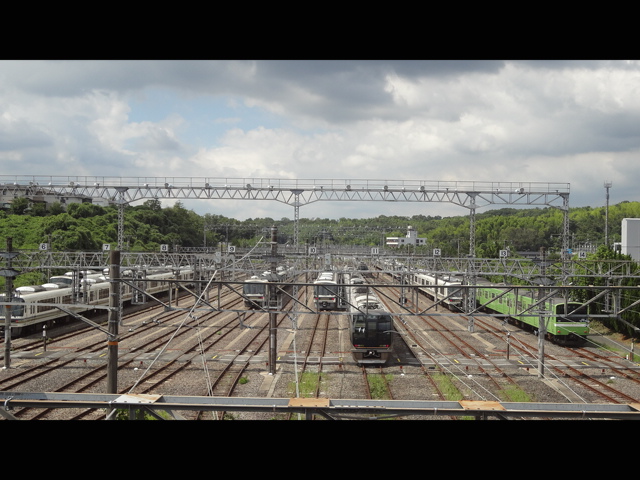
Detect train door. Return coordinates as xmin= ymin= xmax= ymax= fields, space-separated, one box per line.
xmin=131 ymin=270 xmax=147 ymax=305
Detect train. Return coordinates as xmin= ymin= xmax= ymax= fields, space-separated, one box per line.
xmin=410 ymin=271 xmax=464 ymax=309
xmin=407 ymin=271 xmax=589 ymax=345
xmin=346 ymin=272 xmax=394 ymax=365
xmin=0 ymin=266 xmax=195 ymax=337
xmin=474 ymin=279 xmax=589 ymax=345
xmin=242 ymin=266 xmax=295 ymax=310
xmin=313 ymin=270 xmax=346 ymax=311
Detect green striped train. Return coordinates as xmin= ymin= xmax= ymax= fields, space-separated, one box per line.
xmin=475 ymin=280 xmax=589 ymax=345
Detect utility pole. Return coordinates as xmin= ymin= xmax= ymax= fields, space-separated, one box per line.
xmin=537 ymin=247 xmax=547 ymax=378
xmin=107 ymin=250 xmax=121 ymax=394
xmin=604 ymin=181 xmax=612 ymax=248
xmin=269 ymin=226 xmax=278 ymax=375
xmin=2 ymin=238 xmax=19 ymax=369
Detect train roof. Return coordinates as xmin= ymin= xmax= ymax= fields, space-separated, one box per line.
xmin=246 ymin=275 xmax=269 ymax=283
xmin=15 ymin=285 xmax=48 ymax=294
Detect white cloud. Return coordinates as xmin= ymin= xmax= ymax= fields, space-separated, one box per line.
xmin=0 ymin=60 xmax=639 ymax=219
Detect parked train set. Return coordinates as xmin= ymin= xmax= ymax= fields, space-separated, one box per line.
xmin=404 ymin=271 xmax=590 ymax=345
xmin=344 ymin=272 xmax=394 ymax=364
xmin=242 ymin=266 xmax=296 ymax=310
xmin=0 ymin=267 xmax=195 ymax=336
xmin=313 ymin=270 xmax=346 ymax=311
xmin=313 ymin=270 xmax=395 ymax=364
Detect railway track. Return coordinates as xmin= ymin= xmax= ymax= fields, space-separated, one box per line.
xmin=1 ymin=282 xmax=283 ymax=419
xmin=467 ymin=314 xmax=640 ymax=404
xmin=370 ymin=276 xmax=640 ymax=410
xmin=3 ymin=271 xmax=640 ymax=420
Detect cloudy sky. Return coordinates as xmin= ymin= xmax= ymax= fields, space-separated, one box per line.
xmin=0 ymin=60 xmax=637 ymax=220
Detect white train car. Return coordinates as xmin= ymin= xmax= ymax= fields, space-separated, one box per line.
xmin=242 ymin=266 xmax=294 ymax=310
xmin=313 ymin=270 xmax=345 ymax=311
xmin=0 ymin=266 xmax=194 ymax=336
xmin=410 ymin=271 xmax=464 ymax=310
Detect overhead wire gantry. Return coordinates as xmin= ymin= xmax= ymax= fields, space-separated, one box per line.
xmin=0 ymin=176 xmax=572 ymax=258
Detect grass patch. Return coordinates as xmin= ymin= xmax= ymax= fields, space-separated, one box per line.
xmin=368 ymin=373 xmax=393 ymax=399
xmin=498 ymin=385 xmax=532 ymax=402
xmin=432 ymin=373 xmax=475 ymax=419
xmin=288 ymin=371 xmax=321 ymax=398
xmin=432 ymin=373 xmax=464 ymax=401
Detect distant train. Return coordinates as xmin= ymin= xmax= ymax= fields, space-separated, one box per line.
xmin=0 ymin=266 xmax=195 ymax=337
xmin=242 ymin=266 xmax=295 ymax=310
xmin=346 ymin=273 xmax=393 ymax=365
xmin=410 ymin=272 xmax=464 ymax=309
xmin=313 ymin=270 xmax=346 ymax=311
xmin=407 ymin=272 xmax=589 ymax=345
xmin=357 ymin=263 xmax=372 ymax=278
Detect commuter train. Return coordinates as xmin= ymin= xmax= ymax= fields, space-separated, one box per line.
xmin=474 ymin=279 xmax=589 ymax=345
xmin=0 ymin=266 xmax=195 ymax=337
xmin=407 ymin=272 xmax=589 ymax=345
xmin=410 ymin=272 xmax=464 ymax=309
xmin=346 ymin=273 xmax=394 ymax=364
xmin=313 ymin=270 xmax=346 ymax=311
xmin=242 ymin=266 xmax=295 ymax=310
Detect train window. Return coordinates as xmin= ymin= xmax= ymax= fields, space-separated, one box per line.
xmin=37 ymin=297 xmax=56 ymax=313
xmin=244 ymin=283 xmax=266 ymax=295
xmin=377 ymin=316 xmax=392 ymax=332
xmin=555 ymin=303 xmax=588 ymax=320
xmin=0 ymin=296 xmax=25 ymax=317
xmin=316 ymin=285 xmax=338 ymax=296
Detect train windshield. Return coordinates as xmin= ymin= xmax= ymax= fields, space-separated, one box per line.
xmin=0 ymin=295 xmax=25 ymax=317
xmin=555 ymin=302 xmax=588 ymax=321
xmin=352 ymin=314 xmax=392 ymax=346
xmin=315 ymin=284 xmax=338 ymax=296
xmin=243 ymin=283 xmax=266 ymax=295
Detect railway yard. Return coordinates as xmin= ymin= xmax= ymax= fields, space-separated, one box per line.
xmin=1 ymin=267 xmax=640 ymax=421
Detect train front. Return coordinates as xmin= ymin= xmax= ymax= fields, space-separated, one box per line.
xmin=242 ymin=276 xmax=268 ymax=309
xmin=551 ymin=301 xmax=590 ymax=344
xmin=314 ymin=281 xmax=339 ymax=310
xmin=350 ymin=307 xmax=393 ymax=364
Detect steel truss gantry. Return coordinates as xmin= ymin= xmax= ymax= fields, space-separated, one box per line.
xmin=0 ymin=175 xmax=571 ymax=255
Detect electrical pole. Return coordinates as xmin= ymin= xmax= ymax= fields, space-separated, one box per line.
xmin=605 ymin=181 xmax=612 ymax=248
xmin=537 ymin=247 xmax=547 ymax=378
xmin=2 ymin=238 xmax=19 ymax=370
xmin=269 ymin=226 xmax=278 ymax=375
xmin=107 ymin=250 xmax=121 ymax=394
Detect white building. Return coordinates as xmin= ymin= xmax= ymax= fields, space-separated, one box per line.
xmin=386 ymin=226 xmax=426 ymax=247
xmin=0 ymin=184 xmax=112 ymax=211
xmin=621 ymin=218 xmax=640 ymax=261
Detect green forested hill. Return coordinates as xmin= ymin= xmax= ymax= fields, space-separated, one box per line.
xmin=2 ymin=199 xmax=640 ymax=256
